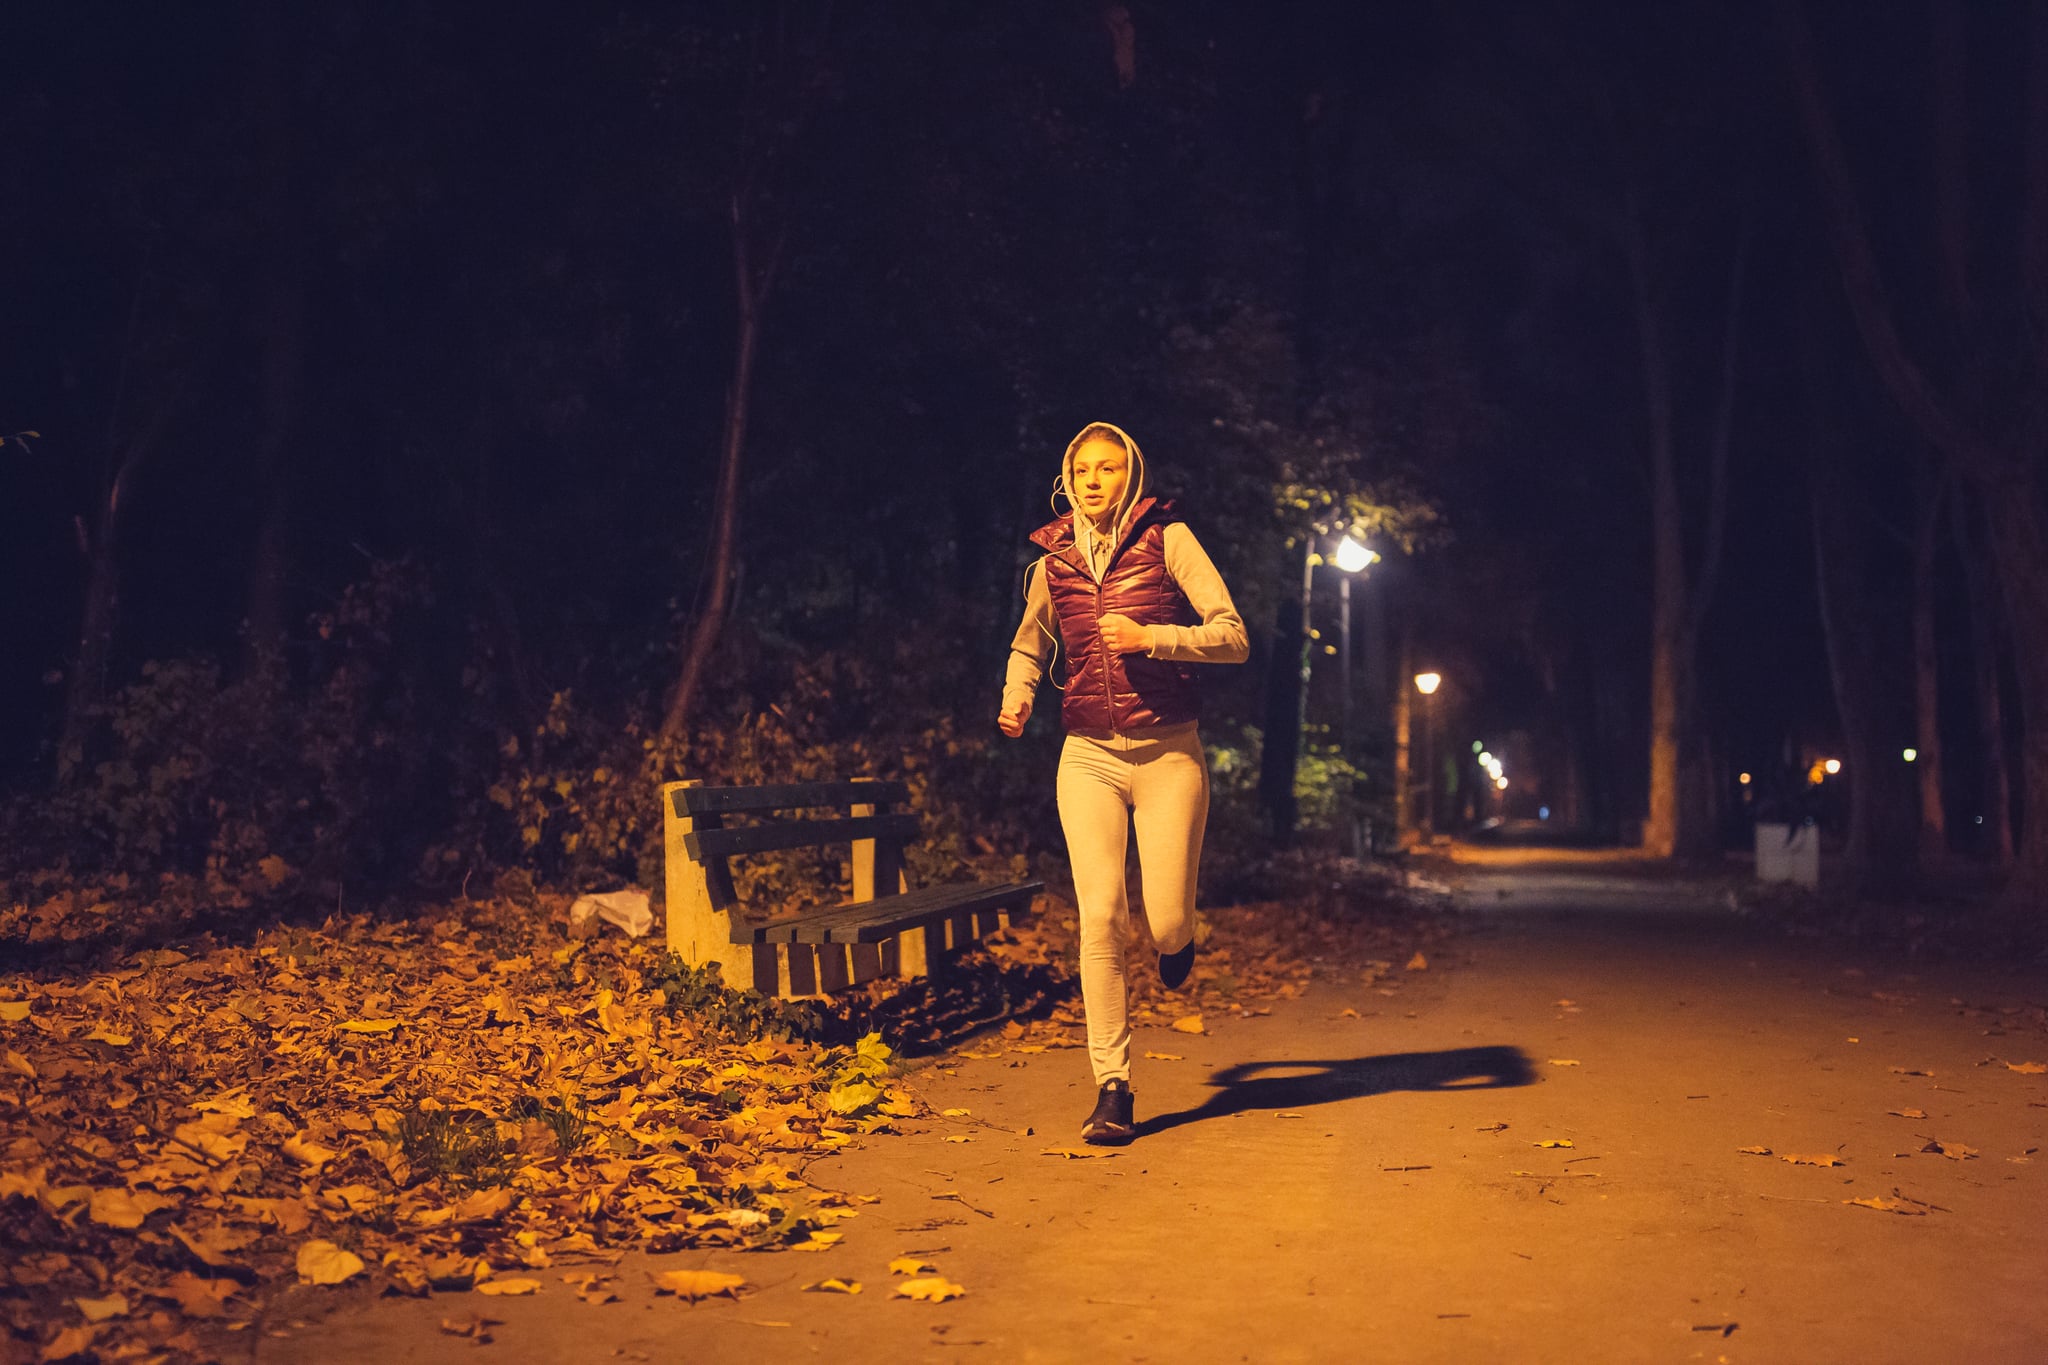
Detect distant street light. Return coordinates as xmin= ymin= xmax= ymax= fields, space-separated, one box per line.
xmin=1902 ymin=747 xmax=1918 ymax=763
xmin=1495 ymin=775 xmax=1509 ymax=790
xmin=1414 ymin=672 xmax=1443 ymax=834
xmin=1333 ymin=534 xmax=1380 ymax=574
xmin=1824 ymin=758 xmax=1842 ymax=775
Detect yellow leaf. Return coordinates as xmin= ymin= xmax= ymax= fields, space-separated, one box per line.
xmin=1736 ymin=1146 xmax=1773 ymax=1156
xmin=1887 ymin=1108 xmax=1928 ymax=1119
xmin=806 ymin=1277 xmax=862 ymax=1294
xmin=1781 ymin=1153 xmax=1844 ymax=1167
xmin=1171 ymin=1015 xmax=1206 ymax=1035
xmin=2006 ymin=1060 xmax=2047 ymax=1075
xmin=1845 ymin=1195 xmax=1923 ymax=1215
xmin=1040 ymin=1148 xmax=1118 ymax=1160
xmin=84 ymin=1025 xmax=131 ymax=1046
xmin=1405 ymin=952 xmax=1428 ymax=971
xmin=888 ymin=1257 xmax=935 ymax=1276
xmin=337 ymin=1018 xmax=401 ymax=1034
xmin=1531 ymin=1139 xmax=1574 ymax=1149
xmin=791 ymin=1232 xmax=842 ymax=1252
xmin=282 ymin=1134 xmax=341 ymax=1171
xmin=297 ymin=1239 xmax=366 ymax=1286
xmin=895 ymin=1276 xmax=966 ymax=1303
xmin=828 ymin=1080 xmax=883 ymax=1116
xmin=942 ymin=1135 xmax=971 ymax=1144
xmin=72 ymin=1294 xmax=128 ymax=1323
xmin=88 ymin=1187 xmax=167 ymax=1230
xmin=39 ymin=1324 xmax=96 ymax=1362
xmin=1143 ymin=1051 xmax=1184 ymax=1061
xmin=160 ymin=1271 xmax=238 ymax=1318
xmin=940 ymin=1108 xmax=971 ymax=1118
xmin=475 ymin=1278 xmax=541 ymax=1297
xmin=1922 ymin=1138 xmax=1978 ymax=1160
xmin=3 ymin=1048 xmax=34 ymax=1080
xmin=1546 ymin=1058 xmax=1580 ymax=1067
xmin=653 ymin=1269 xmax=746 ymax=1301
xmin=0 ymin=1000 xmax=30 ymax=1022
xmin=173 ymin=1119 xmax=249 ymax=1162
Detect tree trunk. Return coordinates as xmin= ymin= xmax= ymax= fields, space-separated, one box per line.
xmin=1952 ymin=489 xmax=2016 ymax=864
xmin=1809 ymin=444 xmax=1919 ymax=888
xmin=1393 ymin=627 xmax=1413 ymax=841
xmin=57 ymin=501 xmax=122 ymax=777
xmin=1910 ymin=469 xmax=1948 ymax=863
xmin=661 ymin=251 xmax=760 ymax=749
xmin=240 ymin=2 xmax=304 ymax=676
xmin=1625 ymin=208 xmax=1686 ymax=859
xmin=1257 ymin=544 xmax=1309 ymax=846
xmin=1980 ymin=485 xmax=2048 ymax=892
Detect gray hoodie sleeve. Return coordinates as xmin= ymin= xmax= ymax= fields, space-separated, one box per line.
xmin=1003 ymin=560 xmax=1058 ymax=712
xmin=1146 ymin=524 xmax=1249 ymax=664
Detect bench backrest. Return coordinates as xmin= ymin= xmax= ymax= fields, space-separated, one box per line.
xmin=666 ymin=778 xmax=914 ymax=911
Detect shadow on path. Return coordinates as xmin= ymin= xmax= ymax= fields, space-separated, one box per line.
xmin=1139 ymin=1045 xmax=1534 ymax=1137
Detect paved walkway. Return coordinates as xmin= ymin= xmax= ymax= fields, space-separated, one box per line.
xmin=265 ymin=857 xmax=2048 ymax=1364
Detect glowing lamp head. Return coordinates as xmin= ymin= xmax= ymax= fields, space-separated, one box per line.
xmin=1333 ymin=534 xmax=1379 ymax=574
xmin=1824 ymin=758 xmax=1842 ymax=775
xmin=1902 ymin=748 xmax=1918 ymax=763
xmin=1414 ymin=672 xmax=1442 ymax=696
xmin=1494 ymin=776 xmax=1509 ymax=790
xmin=1738 ymin=772 xmax=1752 ymax=786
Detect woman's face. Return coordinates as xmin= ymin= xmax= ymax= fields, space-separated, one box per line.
xmin=1069 ymin=437 xmax=1129 ymax=526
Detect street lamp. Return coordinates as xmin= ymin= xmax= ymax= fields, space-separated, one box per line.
xmin=1334 ymin=535 xmax=1378 ymax=752
xmin=1414 ymin=672 xmax=1442 ymax=835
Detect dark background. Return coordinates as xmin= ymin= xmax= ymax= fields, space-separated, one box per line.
xmin=1 ymin=1 xmax=2023 ymax=905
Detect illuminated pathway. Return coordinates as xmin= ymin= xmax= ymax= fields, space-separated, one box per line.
xmin=266 ymin=854 xmax=2048 ymax=1364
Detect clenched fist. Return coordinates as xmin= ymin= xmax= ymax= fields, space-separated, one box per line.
xmin=997 ymin=696 xmax=1032 ymax=738
xmin=1097 ymin=613 xmax=1153 ymax=654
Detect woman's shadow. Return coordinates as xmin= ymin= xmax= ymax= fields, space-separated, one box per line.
xmin=1138 ymin=1045 xmax=1535 ymax=1137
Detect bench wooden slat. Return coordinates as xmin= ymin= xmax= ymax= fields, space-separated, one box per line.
xmin=741 ymin=881 xmax=1043 ymax=944
xmin=670 ymin=781 xmax=912 ymax=818
xmin=683 ymin=812 xmax=921 ymax=861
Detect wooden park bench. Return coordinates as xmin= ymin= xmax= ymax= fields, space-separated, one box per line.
xmin=661 ymin=778 xmax=1044 ymax=998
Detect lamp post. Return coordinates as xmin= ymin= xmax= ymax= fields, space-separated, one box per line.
xmin=1414 ymin=671 xmax=1442 ymax=835
xmin=1332 ymin=534 xmax=1378 ymax=753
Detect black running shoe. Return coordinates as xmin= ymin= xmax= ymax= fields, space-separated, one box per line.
xmin=1159 ymin=940 xmax=1196 ymax=990
xmin=1080 ymin=1080 xmax=1135 ymax=1145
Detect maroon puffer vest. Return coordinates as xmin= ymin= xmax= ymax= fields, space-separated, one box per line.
xmin=1028 ymin=497 xmax=1203 ymax=733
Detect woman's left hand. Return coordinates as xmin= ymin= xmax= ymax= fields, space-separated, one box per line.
xmin=1098 ymin=613 xmax=1153 ymax=654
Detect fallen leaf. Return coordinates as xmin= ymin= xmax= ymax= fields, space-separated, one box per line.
xmin=895 ymin=1276 xmax=966 ymax=1303
xmin=0 ymin=1000 xmax=31 ymax=1022
xmin=1887 ymin=1108 xmax=1928 ymax=1120
xmin=1531 ymin=1139 xmax=1574 ymax=1149
xmin=1405 ymin=952 xmax=1428 ymax=971
xmin=942 ymin=1135 xmax=971 ymax=1144
xmin=1888 ymin=1066 xmax=1933 ymax=1077
xmin=84 ymin=1025 xmax=132 ymax=1046
xmin=1170 ymin=1015 xmax=1206 ymax=1035
xmin=297 ymin=1239 xmax=366 ymax=1286
xmin=475 ymin=1277 xmax=541 ymax=1296
xmin=337 ymin=1018 xmax=402 ymax=1033
xmin=806 ymin=1278 xmax=862 ymax=1294
xmin=282 ymin=1134 xmax=341 ymax=1171
xmin=1546 ymin=1058 xmax=1580 ymax=1068
xmin=1922 ymin=1138 xmax=1978 ymax=1160
xmin=1780 ymin=1153 xmax=1844 ymax=1167
xmin=72 ymin=1294 xmax=128 ymax=1323
xmin=88 ymin=1187 xmax=168 ymax=1230
xmin=888 ymin=1257 xmax=936 ymax=1276
xmin=2006 ymin=1061 xmax=2046 ymax=1075
xmin=1736 ymin=1146 xmax=1773 ymax=1156
xmin=653 ymin=1269 xmax=746 ymax=1301
xmin=160 ymin=1272 xmax=237 ymax=1319
xmin=440 ymin=1314 xmax=496 ymax=1343
xmin=1040 ymin=1148 xmax=1118 ymax=1160
xmin=940 ymin=1108 xmax=971 ymax=1117
xmin=39 ymin=1324 xmax=96 ymax=1362
xmin=791 ymin=1232 xmax=842 ymax=1252
xmin=1845 ymin=1195 xmax=1924 ymax=1215
xmin=1142 ymin=1051 xmax=1183 ymax=1061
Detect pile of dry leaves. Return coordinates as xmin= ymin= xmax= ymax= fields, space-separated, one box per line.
xmin=0 ymin=898 xmax=915 ymax=1363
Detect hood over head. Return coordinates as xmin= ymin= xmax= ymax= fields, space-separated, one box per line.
xmin=1062 ymin=421 xmax=1147 ymax=571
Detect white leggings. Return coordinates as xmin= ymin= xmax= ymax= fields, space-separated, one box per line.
xmin=1055 ymin=724 xmax=1210 ymax=1084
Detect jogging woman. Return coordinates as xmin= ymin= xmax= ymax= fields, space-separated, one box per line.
xmin=997 ymin=421 xmax=1248 ymax=1144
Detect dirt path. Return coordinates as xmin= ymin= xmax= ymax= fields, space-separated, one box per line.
xmin=260 ymin=857 xmax=2048 ymax=1364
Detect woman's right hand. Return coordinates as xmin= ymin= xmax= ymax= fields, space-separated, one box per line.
xmin=997 ymin=697 xmax=1031 ymax=738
